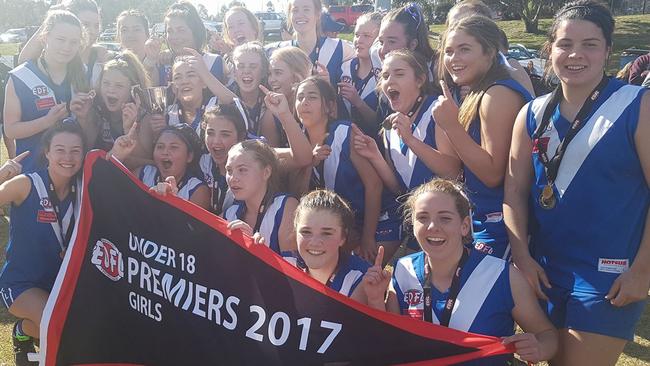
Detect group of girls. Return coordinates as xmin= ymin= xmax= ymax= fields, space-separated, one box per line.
xmin=1 ymin=0 xmax=649 ymax=365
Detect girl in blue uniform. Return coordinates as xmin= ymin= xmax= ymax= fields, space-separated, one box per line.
xmin=504 ymin=1 xmax=650 ymax=364
xmin=4 ymin=10 xmax=87 ymax=173
xmin=266 ymin=0 xmax=352 ymax=87
xmin=337 ymin=12 xmax=382 ymax=135
xmin=111 ymin=123 xmax=210 ymax=209
xmin=433 ymin=16 xmax=532 ymax=259
xmin=288 ymin=76 xmax=398 ymax=264
xmin=200 ymin=104 xmax=248 ymax=215
xmin=224 ymin=139 xmax=298 ymax=254
xmin=268 ymin=46 xmax=312 ymax=147
xmin=273 ymin=190 xmax=371 ymax=302
xmin=364 ymin=179 xmax=558 ymax=365
xmin=229 ymin=43 xmax=277 ymax=144
xmin=353 ymin=50 xmax=460 ymax=194
xmin=0 ymin=122 xmax=85 ymax=365
xmin=155 ymin=2 xmax=228 ymax=88
xmin=19 ymin=0 xmax=110 ymax=87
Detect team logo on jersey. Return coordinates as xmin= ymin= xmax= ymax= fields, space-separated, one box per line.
xmin=484 ymin=212 xmax=503 ymax=223
xmin=373 ymin=68 xmax=381 ymax=78
xmin=474 ymin=242 xmax=494 ymax=255
xmin=40 ymin=198 xmax=52 ymax=209
xmin=91 ymin=238 xmax=124 ymax=281
xmin=403 ymin=289 xmax=423 ymax=306
xmin=32 ymin=85 xmax=50 ymax=97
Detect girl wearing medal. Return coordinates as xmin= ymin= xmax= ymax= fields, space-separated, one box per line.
xmin=72 ymin=50 xmax=155 ymax=169
xmin=364 ymin=178 xmax=558 ymax=365
xmin=337 ymin=12 xmax=382 ymax=135
xmin=432 ymin=16 xmax=532 ymax=260
xmin=224 ymin=139 xmax=298 ymax=254
xmin=19 ymin=0 xmax=110 ymax=87
xmin=0 ymin=121 xmax=85 ymax=365
xmin=112 ymin=123 xmax=210 ymax=209
xmin=504 ymin=2 xmax=650 ymax=364
xmin=287 ymin=76 xmax=399 ymax=264
xmin=230 ymin=43 xmax=278 ymax=145
xmin=266 ymin=0 xmax=352 ymax=87
xmin=253 ymin=190 xmax=372 ymax=302
xmin=4 ymin=10 xmax=87 ymax=173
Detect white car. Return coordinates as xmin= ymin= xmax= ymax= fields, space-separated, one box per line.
xmin=0 ymin=28 xmax=27 ymax=44
xmin=255 ymin=12 xmax=285 ymax=36
xmin=507 ymin=44 xmax=545 ymax=77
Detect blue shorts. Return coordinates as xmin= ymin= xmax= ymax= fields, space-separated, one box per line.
xmin=543 ymin=285 xmax=646 ymax=341
xmin=0 ymin=282 xmax=51 ymax=309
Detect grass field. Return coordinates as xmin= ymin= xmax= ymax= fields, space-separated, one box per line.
xmin=0 ymin=14 xmax=648 ymax=365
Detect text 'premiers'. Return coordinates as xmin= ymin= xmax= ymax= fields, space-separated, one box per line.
xmin=91 ymin=232 xmax=343 ymax=354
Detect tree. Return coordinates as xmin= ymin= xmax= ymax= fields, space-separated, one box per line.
xmin=197 ymin=3 xmax=209 ymax=19
xmin=495 ymin=0 xmax=565 ymax=33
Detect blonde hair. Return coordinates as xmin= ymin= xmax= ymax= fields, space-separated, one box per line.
xmin=438 ymin=15 xmax=508 ymax=130
xmin=97 ymin=50 xmax=150 ymax=95
xmin=224 ymin=7 xmax=262 ymax=46
xmin=270 ymin=46 xmax=312 ymax=83
xmin=287 ymin=0 xmax=322 ymax=36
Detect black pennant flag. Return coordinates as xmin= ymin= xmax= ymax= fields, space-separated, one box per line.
xmin=40 ymin=151 xmax=512 ymax=365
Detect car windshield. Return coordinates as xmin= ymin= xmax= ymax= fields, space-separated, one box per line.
xmin=508 ymin=47 xmax=532 ymax=60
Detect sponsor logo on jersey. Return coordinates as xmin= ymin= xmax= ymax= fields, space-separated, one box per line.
xmin=91 ymin=238 xmax=124 ymax=281
xmin=373 ymin=68 xmax=381 ymax=77
xmin=598 ymin=258 xmax=629 ymax=274
xmin=403 ymin=289 xmax=423 ymax=306
xmin=484 ymin=212 xmax=503 ymax=223
xmin=36 ymin=97 xmax=56 ymax=111
xmin=474 ymin=242 xmax=494 ymax=255
xmin=32 ymin=85 xmax=49 ymax=97
xmin=37 ymin=210 xmax=57 ymax=223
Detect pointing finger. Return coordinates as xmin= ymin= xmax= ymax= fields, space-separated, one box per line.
xmin=374 ymin=245 xmax=384 ymax=267
xmin=439 ymin=80 xmax=453 ymax=100
xmin=13 ymin=151 xmax=30 ymax=163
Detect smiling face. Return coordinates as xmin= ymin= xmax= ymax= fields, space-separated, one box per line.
xmin=551 ymin=19 xmax=609 ymax=90
xmin=290 ymin=0 xmax=318 ymax=34
xmin=380 ymin=56 xmax=424 ymax=113
xmin=377 ymin=21 xmax=410 ymax=60
xmin=77 ymin=10 xmax=100 ymax=45
xmin=166 ymin=16 xmax=195 ymax=53
xmin=296 ymin=209 xmax=346 ymax=273
xmin=205 ymin=115 xmax=241 ymax=166
xmin=354 ymin=21 xmax=379 ymax=59
xmin=43 ymin=22 xmax=82 ymax=65
xmin=153 ymin=131 xmax=192 ymax=180
xmin=45 ymin=132 xmax=84 ymax=179
xmin=226 ymin=10 xmax=257 ymax=45
xmin=443 ymin=29 xmax=493 ymax=87
xmin=268 ymin=58 xmax=295 ymax=95
xmin=172 ymin=61 xmax=206 ymax=106
xmin=100 ymin=69 xmax=132 ymax=112
xmin=118 ymin=15 xmax=148 ymax=53
xmin=412 ymin=191 xmax=471 ymax=262
xmin=225 ymin=149 xmax=271 ymax=201
xmin=234 ymin=51 xmax=263 ymax=94
xmin=295 ymin=81 xmax=330 ymax=128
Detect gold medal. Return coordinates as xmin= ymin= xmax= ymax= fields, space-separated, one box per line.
xmin=539 ymin=184 xmax=556 ymax=209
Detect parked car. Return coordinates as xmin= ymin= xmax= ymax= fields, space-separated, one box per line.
xmin=508 ymin=43 xmax=546 ymax=77
xmin=97 ymin=42 xmax=121 ymax=52
xmin=0 ymin=28 xmax=28 ymax=44
xmin=327 ymin=5 xmax=373 ymax=27
xmin=99 ymin=28 xmax=116 ymax=42
xmin=150 ymin=21 xmax=223 ymax=39
xmin=619 ymin=48 xmax=649 ymax=68
xmin=255 ymin=12 xmax=284 ymax=36
xmin=203 ymin=20 xmax=223 ymax=34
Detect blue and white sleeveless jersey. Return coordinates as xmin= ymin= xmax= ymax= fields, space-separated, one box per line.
xmin=339 ymin=49 xmax=382 ymax=118
xmin=0 ymin=171 xmax=75 ymax=290
xmin=392 ymin=250 xmax=514 ymax=365
xmin=167 ymin=96 xmax=218 ymax=137
xmin=384 ymin=95 xmax=438 ymax=191
xmin=224 ymin=193 xmax=292 ymax=254
xmin=283 ymin=253 xmax=370 ymax=296
xmin=9 ymin=60 xmax=72 ymax=172
xmin=266 ymin=37 xmax=344 ymax=86
xmin=526 ymin=78 xmax=649 ymax=294
xmin=199 ymin=153 xmax=234 ymax=214
xmin=464 ymin=79 xmax=532 ymax=259
xmin=139 ymin=165 xmax=206 ymax=201
xmin=159 ymin=52 xmax=225 ymax=86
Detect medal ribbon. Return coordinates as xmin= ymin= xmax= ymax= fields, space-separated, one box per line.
xmin=532 ymin=75 xmax=608 ymax=188
xmin=423 ymin=247 xmax=469 ymax=327
xmin=210 ymin=161 xmax=228 ymax=215
xmin=399 ymin=95 xmax=425 ymax=154
xmin=47 ymin=173 xmax=77 ymax=252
